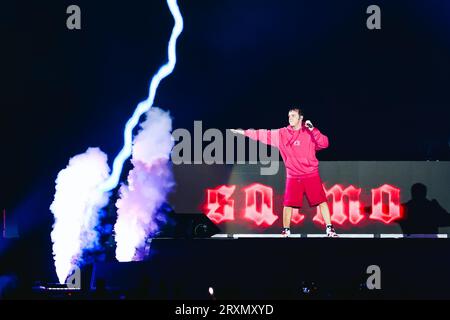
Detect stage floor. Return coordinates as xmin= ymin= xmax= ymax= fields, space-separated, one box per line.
xmin=210 ymin=233 xmax=449 ymax=238
xmin=86 ymin=237 xmax=450 ymax=299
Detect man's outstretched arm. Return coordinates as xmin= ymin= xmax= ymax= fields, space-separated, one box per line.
xmin=230 ymin=128 xmax=280 ymax=148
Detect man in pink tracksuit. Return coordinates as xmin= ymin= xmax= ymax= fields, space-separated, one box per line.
xmin=231 ymin=108 xmax=338 ymax=237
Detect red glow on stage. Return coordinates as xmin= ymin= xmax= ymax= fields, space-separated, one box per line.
xmin=291 ymin=208 xmax=305 ymax=224
xmin=202 ymin=183 xmax=402 ymax=227
xmin=313 ymin=185 xmax=363 ymax=226
xmin=243 ymin=183 xmax=278 ymax=226
xmin=204 ymin=185 xmax=236 ymax=224
xmin=370 ymin=184 xmax=402 ymax=224
xmin=347 ymin=185 xmax=364 ymax=224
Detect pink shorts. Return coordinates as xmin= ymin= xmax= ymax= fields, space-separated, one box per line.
xmin=283 ymin=174 xmax=327 ymax=208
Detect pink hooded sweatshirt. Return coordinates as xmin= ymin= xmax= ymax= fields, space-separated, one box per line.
xmin=244 ymin=125 xmax=329 ymax=178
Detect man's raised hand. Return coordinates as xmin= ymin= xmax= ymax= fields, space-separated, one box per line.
xmin=304 ymin=120 xmax=314 ymax=131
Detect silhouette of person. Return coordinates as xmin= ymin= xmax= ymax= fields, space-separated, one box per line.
xmin=398 ymin=183 xmax=450 ymax=234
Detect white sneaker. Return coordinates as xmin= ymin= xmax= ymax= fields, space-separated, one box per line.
xmin=281 ymin=228 xmax=291 ymax=238
xmin=326 ymin=225 xmax=339 ymax=238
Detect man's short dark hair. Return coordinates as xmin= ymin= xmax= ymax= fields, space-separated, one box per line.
xmin=288 ymin=108 xmax=303 ymax=117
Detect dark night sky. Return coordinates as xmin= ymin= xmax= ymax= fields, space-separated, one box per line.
xmin=2 ymin=0 xmax=450 ymax=215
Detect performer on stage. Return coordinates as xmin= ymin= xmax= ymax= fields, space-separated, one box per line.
xmin=231 ymin=108 xmax=338 ymax=237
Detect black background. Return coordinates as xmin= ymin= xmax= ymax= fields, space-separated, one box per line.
xmin=1 ymin=1 xmax=450 ymax=282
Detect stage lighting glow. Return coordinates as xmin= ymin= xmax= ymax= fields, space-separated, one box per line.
xmin=202 ymin=183 xmax=402 ymax=227
xmin=243 ymin=183 xmax=278 ymax=226
xmin=204 ymin=185 xmax=236 ymax=224
xmin=291 ymin=208 xmax=305 ymax=224
xmin=370 ymin=184 xmax=402 ymax=224
xmin=313 ymin=184 xmax=363 ymax=226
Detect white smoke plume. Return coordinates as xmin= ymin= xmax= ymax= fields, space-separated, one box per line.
xmin=50 ymin=147 xmax=111 ymax=284
xmin=115 ymin=107 xmax=175 ymax=262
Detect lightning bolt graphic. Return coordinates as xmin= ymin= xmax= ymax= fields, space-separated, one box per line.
xmin=99 ymin=0 xmax=183 ymax=192
xmin=51 ymin=0 xmax=184 ymax=283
